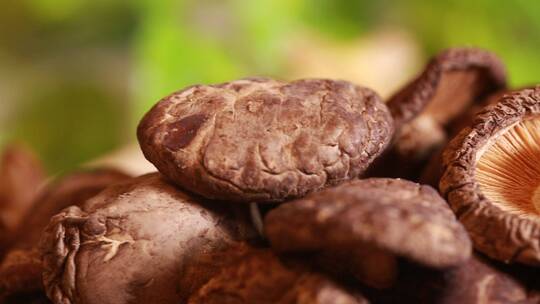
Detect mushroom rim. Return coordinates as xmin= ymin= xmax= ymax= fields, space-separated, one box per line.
xmin=440 ymin=87 xmax=540 ymax=264
xmin=387 ymin=47 xmax=507 ymax=130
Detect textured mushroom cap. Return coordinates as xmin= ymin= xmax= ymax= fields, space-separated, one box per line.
xmin=187 ymin=244 xmax=367 ymax=304
xmin=40 ymin=173 xmax=256 ymax=304
xmin=387 ymin=47 xmax=507 ymax=129
xmin=16 ymin=168 xmax=130 ymax=249
xmin=265 ymin=178 xmax=471 ymax=270
xmin=441 ymin=87 xmax=540 ymax=265
xmin=0 ymin=169 xmax=130 ymax=302
xmin=138 ymin=78 xmax=393 ymax=203
xmin=369 ymin=254 xmax=530 ymax=304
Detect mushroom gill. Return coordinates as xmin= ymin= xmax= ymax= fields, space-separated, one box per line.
xmin=476 ymin=117 xmax=540 ymax=218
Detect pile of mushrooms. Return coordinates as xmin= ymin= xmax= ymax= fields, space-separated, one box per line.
xmin=1 ymin=47 xmax=540 ymax=304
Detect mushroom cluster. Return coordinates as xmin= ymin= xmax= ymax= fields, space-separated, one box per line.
xmin=2 ymin=47 xmax=540 ymax=304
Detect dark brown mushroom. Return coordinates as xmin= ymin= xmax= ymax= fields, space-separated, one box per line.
xmin=369 ymin=48 xmax=507 ymax=181
xmin=138 ymin=78 xmax=393 ymax=203
xmin=264 ymin=178 xmax=471 ymax=288
xmin=0 ymin=144 xmax=46 ymax=255
xmin=367 ymin=253 xmax=531 ymax=304
xmin=420 ymin=87 xmax=533 ymax=187
xmin=187 ymin=243 xmax=367 ymax=304
xmin=40 ymin=173 xmax=256 ymax=304
xmin=0 ymin=168 xmax=130 ymax=302
xmin=441 ymin=87 xmax=540 ymax=265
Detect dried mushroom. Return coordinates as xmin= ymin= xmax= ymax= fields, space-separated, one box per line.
xmin=441 ymin=87 xmax=540 ymax=265
xmin=420 ymin=87 xmax=533 ymax=187
xmin=370 ymin=48 xmax=507 ymax=180
xmin=0 ymin=168 xmax=130 ymax=302
xmin=40 ymin=173 xmax=256 ymax=304
xmin=187 ymin=243 xmax=367 ymax=304
xmin=368 ymin=254 xmax=531 ymax=304
xmin=0 ymin=144 xmax=46 ymax=254
xmin=138 ymin=78 xmax=393 ymax=203
xmin=264 ymin=178 xmax=471 ymax=288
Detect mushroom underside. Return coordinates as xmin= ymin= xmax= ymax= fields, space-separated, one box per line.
xmin=476 ymin=116 xmax=540 ymax=219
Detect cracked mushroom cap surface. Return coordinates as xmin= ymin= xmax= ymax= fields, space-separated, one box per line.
xmin=0 ymin=168 xmax=130 ymax=302
xmin=39 ymin=173 xmax=256 ymax=304
xmin=187 ymin=244 xmax=367 ymax=304
xmin=138 ymin=78 xmax=393 ymax=203
xmin=15 ymin=168 xmax=130 ymax=249
xmin=264 ymin=178 xmax=471 ymax=288
xmin=441 ymin=87 xmax=540 ymax=265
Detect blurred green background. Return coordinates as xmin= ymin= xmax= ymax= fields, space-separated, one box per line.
xmin=2 ymin=0 xmax=540 ymax=174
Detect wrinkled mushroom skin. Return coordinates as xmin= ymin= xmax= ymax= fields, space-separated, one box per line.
xmin=367 ymin=254 xmax=530 ymax=304
xmin=369 ymin=48 xmax=507 ymax=181
xmin=0 ymin=169 xmax=130 ymax=302
xmin=441 ymin=88 xmax=540 ymax=265
xmin=187 ymin=244 xmax=367 ymax=304
xmin=265 ymin=178 xmax=471 ymax=288
xmin=0 ymin=145 xmax=46 ymax=254
xmin=40 ymin=173 xmax=255 ymax=304
xmin=16 ymin=169 xmax=130 ymax=250
xmin=138 ymin=78 xmax=393 ymax=203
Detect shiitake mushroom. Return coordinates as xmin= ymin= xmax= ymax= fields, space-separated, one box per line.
xmin=264 ymin=178 xmax=471 ymax=289
xmin=369 ymin=48 xmax=507 ymax=181
xmin=0 ymin=144 xmax=46 ymax=256
xmin=0 ymin=168 xmax=130 ymax=302
xmin=39 ymin=173 xmax=256 ymax=304
xmin=137 ymin=78 xmax=393 ymax=203
xmin=441 ymin=87 xmax=540 ymax=265
xmin=186 ymin=243 xmax=367 ymax=304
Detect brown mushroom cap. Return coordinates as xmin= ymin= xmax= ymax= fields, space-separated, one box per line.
xmin=370 ymin=48 xmax=507 ymax=181
xmin=16 ymin=168 xmax=130 ymax=249
xmin=368 ymin=253 xmax=530 ymax=304
xmin=0 ymin=144 xmax=46 ymax=254
xmin=138 ymin=78 xmax=393 ymax=203
xmin=264 ymin=178 xmax=471 ymax=288
xmin=441 ymin=87 xmax=540 ymax=265
xmin=0 ymin=168 xmax=130 ymax=302
xmin=388 ymin=47 xmax=507 ymax=129
xmin=187 ymin=244 xmax=367 ymax=304
xmin=0 ymin=249 xmax=43 ymax=303
xmin=40 ymin=173 xmax=256 ymax=304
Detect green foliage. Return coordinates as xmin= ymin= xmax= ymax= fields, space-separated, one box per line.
xmin=391 ymin=0 xmax=540 ymax=85
xmin=6 ymin=83 xmax=125 ymax=173
xmin=3 ymin=0 xmax=540 ymax=172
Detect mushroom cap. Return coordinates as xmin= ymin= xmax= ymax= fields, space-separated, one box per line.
xmin=187 ymin=244 xmax=367 ymax=304
xmin=387 ymin=47 xmax=507 ymax=129
xmin=40 ymin=173 xmax=256 ymax=304
xmin=0 ymin=169 xmax=130 ymax=301
xmin=368 ymin=254 xmax=530 ymax=304
xmin=264 ymin=178 xmax=471 ymax=271
xmin=15 ymin=168 xmax=130 ymax=249
xmin=441 ymin=87 xmax=540 ymax=265
xmin=0 ymin=144 xmax=46 ymax=254
xmin=0 ymin=249 xmax=42 ymax=303
xmin=138 ymin=78 xmax=393 ymax=203
xmin=369 ymin=48 xmax=506 ymax=181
